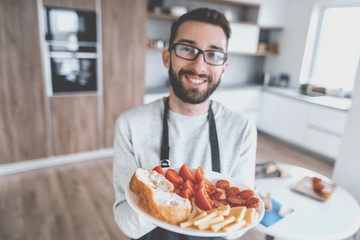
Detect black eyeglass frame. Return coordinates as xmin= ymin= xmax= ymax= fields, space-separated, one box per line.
xmin=169 ymin=43 xmax=228 ymax=66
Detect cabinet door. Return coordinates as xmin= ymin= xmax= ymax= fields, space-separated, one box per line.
xmin=50 ymin=95 xmax=100 ymax=155
xmin=307 ymin=105 xmax=347 ymax=136
xmin=257 ymin=0 xmax=286 ymax=28
xmin=228 ymin=23 xmax=260 ymax=54
xmin=0 ymin=0 xmax=50 ymax=163
xmin=258 ymin=92 xmax=308 ymax=145
xmin=304 ymin=128 xmax=343 ymax=159
xmin=102 ymin=0 xmax=146 ymax=148
xmin=211 ymin=89 xmax=261 ymax=124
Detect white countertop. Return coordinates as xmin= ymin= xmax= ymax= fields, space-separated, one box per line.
xmin=263 ymin=86 xmax=352 ymax=111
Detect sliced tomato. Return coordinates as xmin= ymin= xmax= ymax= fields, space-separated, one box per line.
xmin=195 ymin=166 xmax=206 ymax=183
xmin=180 ymin=188 xmax=192 ymax=201
xmin=196 ymin=187 xmax=213 ymax=211
xmin=198 ymin=179 xmax=214 ymax=193
xmin=182 ymin=180 xmax=196 ymax=196
xmin=179 ymin=163 xmax=196 ymax=183
xmin=174 ymin=188 xmax=181 ymax=196
xmin=165 ymin=169 xmax=184 ymax=186
xmin=152 ymin=165 xmax=164 ymax=176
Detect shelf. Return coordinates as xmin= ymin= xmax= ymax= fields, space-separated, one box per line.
xmin=147 ymin=12 xmax=282 ymax=30
xmin=147 ymin=12 xmax=178 ymax=20
xmin=230 ymin=51 xmax=278 ymax=56
xmin=194 ymin=0 xmax=260 ymax=8
xmin=260 ymin=26 xmax=283 ymax=31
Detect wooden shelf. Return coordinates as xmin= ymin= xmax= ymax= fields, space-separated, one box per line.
xmin=147 ymin=12 xmax=178 ymax=20
xmin=194 ymin=0 xmax=260 ymax=8
xmin=260 ymin=26 xmax=283 ymax=31
xmin=229 ymin=51 xmax=278 ymax=56
xmin=147 ymin=12 xmax=282 ymax=30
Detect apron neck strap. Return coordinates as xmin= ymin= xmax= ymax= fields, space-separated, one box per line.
xmin=160 ymin=97 xmax=220 ymax=172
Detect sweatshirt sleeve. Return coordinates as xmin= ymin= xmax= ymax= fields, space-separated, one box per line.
xmin=231 ymin=118 xmax=257 ymax=188
xmin=112 ymin=116 xmax=156 ymax=239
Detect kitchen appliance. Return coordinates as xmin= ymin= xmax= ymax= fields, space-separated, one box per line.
xmin=42 ymin=6 xmax=98 ymax=94
xmin=44 ymin=6 xmax=97 ymax=42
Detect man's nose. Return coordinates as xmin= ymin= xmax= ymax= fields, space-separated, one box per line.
xmin=190 ymin=52 xmax=207 ymax=70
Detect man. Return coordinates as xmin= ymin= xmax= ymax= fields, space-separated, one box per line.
xmin=113 ymin=8 xmax=257 ymax=240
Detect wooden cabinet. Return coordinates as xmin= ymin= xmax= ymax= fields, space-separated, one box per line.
xmin=102 ymin=0 xmax=147 ymax=148
xmin=42 ymin=0 xmax=96 ymax=10
xmin=50 ymin=95 xmax=100 ymax=155
xmin=0 ymin=0 xmax=147 ymax=164
xmin=0 ymin=0 xmax=50 ymax=163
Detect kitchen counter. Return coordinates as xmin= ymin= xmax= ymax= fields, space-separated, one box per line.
xmin=145 ymin=84 xmax=352 ymax=111
xmin=263 ymin=86 xmax=352 ymax=111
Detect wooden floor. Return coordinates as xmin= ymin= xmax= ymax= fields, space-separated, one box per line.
xmin=0 ymin=133 xmax=334 ymax=240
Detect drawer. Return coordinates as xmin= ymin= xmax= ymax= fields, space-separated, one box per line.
xmin=308 ymin=105 xmax=348 ymax=135
xmin=304 ymin=128 xmax=343 ymax=159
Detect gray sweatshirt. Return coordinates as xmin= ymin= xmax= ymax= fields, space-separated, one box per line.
xmin=113 ymin=98 xmax=257 ymax=239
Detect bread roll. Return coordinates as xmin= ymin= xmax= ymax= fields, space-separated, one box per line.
xmin=129 ymin=168 xmax=191 ymax=225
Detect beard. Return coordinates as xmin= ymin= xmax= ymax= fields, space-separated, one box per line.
xmin=168 ymin=62 xmax=221 ymax=104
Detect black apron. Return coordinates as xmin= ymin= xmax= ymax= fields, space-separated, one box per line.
xmin=134 ymin=97 xmax=224 ymax=240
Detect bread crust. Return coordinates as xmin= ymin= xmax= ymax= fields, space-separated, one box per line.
xmin=129 ymin=168 xmax=191 ymax=225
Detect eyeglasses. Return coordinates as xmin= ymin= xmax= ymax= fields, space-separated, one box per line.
xmin=169 ymin=43 xmax=228 ymax=66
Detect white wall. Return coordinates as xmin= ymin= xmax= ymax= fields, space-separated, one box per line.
xmin=333 ymin=59 xmax=360 ymax=202
xmin=264 ymin=0 xmax=317 ymax=87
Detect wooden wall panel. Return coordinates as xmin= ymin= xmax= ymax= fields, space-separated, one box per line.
xmin=102 ymin=0 xmax=147 ymax=148
xmin=42 ymin=0 xmax=96 ymax=10
xmin=50 ymin=95 xmax=100 ymax=155
xmin=0 ymin=0 xmax=50 ymax=163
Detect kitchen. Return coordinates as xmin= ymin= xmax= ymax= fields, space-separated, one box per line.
xmin=1 ymin=0 xmax=360 ymax=239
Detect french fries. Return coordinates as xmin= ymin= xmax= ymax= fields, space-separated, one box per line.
xmin=179 ymin=205 xmax=257 ymax=232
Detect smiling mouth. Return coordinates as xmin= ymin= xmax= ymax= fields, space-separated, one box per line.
xmin=187 ymin=76 xmax=206 ymax=84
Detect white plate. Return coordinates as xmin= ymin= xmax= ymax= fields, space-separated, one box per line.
xmin=125 ymin=168 xmax=264 ymax=237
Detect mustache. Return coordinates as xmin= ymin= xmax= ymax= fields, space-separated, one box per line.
xmin=179 ymin=69 xmax=211 ymax=81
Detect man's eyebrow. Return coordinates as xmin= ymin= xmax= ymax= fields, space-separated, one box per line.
xmin=209 ymin=45 xmax=225 ymax=52
xmin=176 ymin=39 xmax=195 ymax=45
xmin=176 ymin=39 xmax=225 ymax=52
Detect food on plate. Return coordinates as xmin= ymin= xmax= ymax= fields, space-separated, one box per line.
xmin=129 ymin=168 xmax=191 ymax=224
xmin=243 ymin=208 xmax=257 ymax=225
xmin=179 ymin=163 xmax=196 ymax=183
xmin=211 ymin=216 xmax=236 ymax=232
xmin=312 ymin=176 xmax=332 ymax=199
xmin=228 ymin=206 xmax=247 ymax=221
xmin=152 ymin=165 xmax=165 ymax=176
xmin=180 ymin=205 xmax=256 ymax=232
xmin=129 ymin=164 xmax=262 ymax=232
xmin=163 ymin=164 xmax=261 ymax=211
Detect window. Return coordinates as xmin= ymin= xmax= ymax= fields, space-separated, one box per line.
xmin=300 ymin=2 xmax=360 ymax=93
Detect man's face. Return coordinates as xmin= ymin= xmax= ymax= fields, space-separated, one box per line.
xmin=163 ymin=21 xmax=229 ymax=104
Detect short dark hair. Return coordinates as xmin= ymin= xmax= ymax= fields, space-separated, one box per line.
xmin=169 ymin=8 xmax=231 ymax=46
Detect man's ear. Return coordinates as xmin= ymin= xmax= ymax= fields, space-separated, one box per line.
xmin=162 ymin=49 xmax=170 ymax=69
xmin=221 ymin=60 xmax=229 ymax=74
